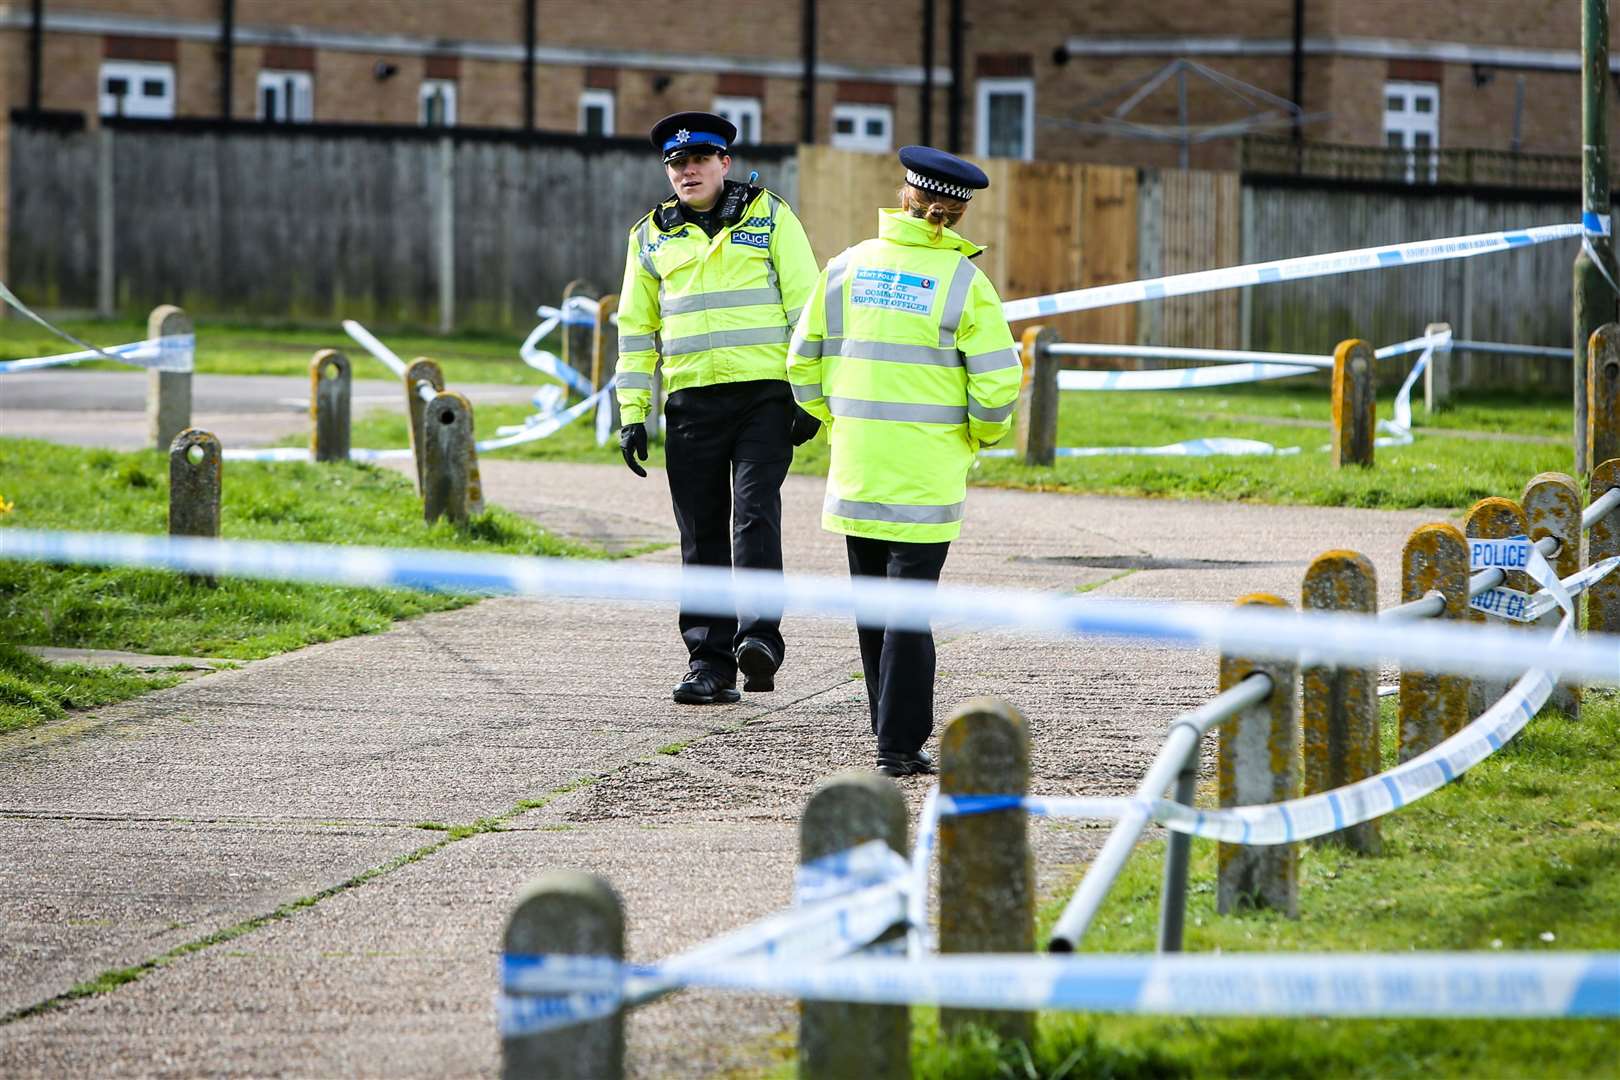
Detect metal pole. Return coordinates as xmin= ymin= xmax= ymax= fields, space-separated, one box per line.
xmin=438 ymin=135 xmax=455 ymax=334
xmin=1574 ymin=0 xmax=1616 ymax=476
xmin=523 ymin=0 xmax=537 ymax=131
xmin=1156 ymin=758 xmax=1198 ymax=952
xmin=97 ymin=126 xmax=115 ymax=318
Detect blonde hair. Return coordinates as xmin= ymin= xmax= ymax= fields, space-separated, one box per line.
xmin=898 ymin=183 xmax=967 ymax=236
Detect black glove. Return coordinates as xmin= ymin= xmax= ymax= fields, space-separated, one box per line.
xmin=790 ymin=407 xmax=822 ymax=447
xmin=619 ymin=422 xmax=648 ymax=477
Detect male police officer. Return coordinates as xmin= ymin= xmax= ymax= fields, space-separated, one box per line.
xmin=616 ymin=111 xmax=820 ymax=705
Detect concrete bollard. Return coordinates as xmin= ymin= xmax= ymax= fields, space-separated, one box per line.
xmin=563 ymin=279 xmax=599 ymax=387
xmin=1300 ymin=551 xmax=1380 ymax=854
xmin=1422 ymin=321 xmax=1453 ymax=414
xmin=1014 ymin=326 xmax=1059 ymax=467
xmin=309 ymin=349 xmax=351 ymax=462
xmin=1588 ymin=323 xmax=1620 ymax=469
xmin=500 ymin=870 xmax=624 ymax=1080
xmin=1522 ymin=472 xmax=1582 ymax=717
xmin=940 ymin=697 xmax=1034 ymax=1044
xmin=422 ymin=391 xmax=483 ymax=524
xmin=799 ymin=770 xmax=909 ymax=1080
xmin=1217 ymin=594 xmax=1299 ymax=917
xmin=147 ymin=305 xmax=193 ymax=452
xmin=1464 ymin=497 xmax=1531 ymax=717
xmin=1330 ymin=338 xmax=1376 ymax=468
xmin=1398 ymin=523 xmax=1469 ymax=760
xmin=168 ymin=428 xmax=221 ymax=538
xmin=1590 ymin=458 xmax=1620 ymax=636
xmin=403 ymin=357 xmax=446 ymax=495
xmin=595 ymin=293 xmax=623 ymax=435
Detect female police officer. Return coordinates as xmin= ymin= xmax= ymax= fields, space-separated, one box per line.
xmin=615 ymin=111 xmax=820 ymax=706
xmin=786 ymin=146 xmax=1021 ymax=777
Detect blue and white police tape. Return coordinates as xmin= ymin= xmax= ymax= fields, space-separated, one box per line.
xmin=1055 ymin=361 xmax=1319 ymax=392
xmin=0 ymin=334 xmax=194 ymax=375
xmin=340 ymin=319 xmax=409 ymax=378
xmin=499 ymin=951 xmax=1619 ymax=1027
xmin=5 ymin=528 xmax=1620 ymax=686
xmin=980 ymin=437 xmax=1299 ymax=459
xmin=906 ymin=788 xmax=940 ymax=958
xmin=1002 ymin=222 xmax=1582 ymax=323
xmin=519 ymin=305 xmax=597 ymax=398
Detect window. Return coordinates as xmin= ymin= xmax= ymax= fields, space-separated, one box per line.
xmin=975 ymin=77 xmax=1034 ymax=160
xmin=99 ymin=61 xmax=174 ymax=119
xmin=579 ymin=89 xmax=615 ymax=136
xmin=258 ymin=70 xmax=313 ymax=122
xmin=713 ymin=96 xmax=762 ymax=145
xmin=830 ymin=103 xmax=892 ymax=153
xmin=420 ymin=79 xmax=457 ymax=127
xmin=1384 ymin=81 xmax=1439 ymax=182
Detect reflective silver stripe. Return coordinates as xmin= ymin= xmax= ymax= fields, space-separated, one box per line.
xmin=793 ymin=337 xmax=823 ymax=359
xmin=660 ymin=287 xmax=784 ymax=317
xmin=937 ymin=256 xmax=977 ymax=348
xmin=835 ymin=339 xmax=961 ymax=367
xmin=791 ymin=382 xmax=823 ymax=403
xmin=963 ymin=346 xmax=1021 ymax=374
xmin=619 ymin=332 xmax=657 ymax=352
xmin=785 ymin=306 xmax=804 ymax=326
xmin=828 ymin=397 xmax=967 ymax=424
xmin=824 ymin=494 xmax=965 ymax=525
xmin=967 ymin=397 xmax=1015 ymax=422
xmin=615 ymin=371 xmax=653 ymax=390
xmin=661 ymin=325 xmax=792 ymax=356
xmin=637 ymin=221 xmax=660 ymax=280
xmin=825 ymin=252 xmax=852 ymax=339
xmin=766 ymin=192 xmax=781 ymax=225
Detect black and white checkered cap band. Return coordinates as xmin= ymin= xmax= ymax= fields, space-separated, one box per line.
xmin=905 ymin=169 xmax=974 ymax=201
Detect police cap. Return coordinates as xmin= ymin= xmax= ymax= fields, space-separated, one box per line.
xmin=898 ymin=145 xmax=989 ymax=201
xmin=650 ymin=111 xmax=737 ymax=163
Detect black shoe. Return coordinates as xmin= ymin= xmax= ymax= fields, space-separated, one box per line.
xmin=875 ymin=749 xmax=936 ymax=778
xmin=672 ymin=669 xmax=741 ymax=705
xmin=735 ymin=638 xmax=778 ymax=693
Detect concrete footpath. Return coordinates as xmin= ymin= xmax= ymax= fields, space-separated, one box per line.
xmin=0 ymin=457 xmax=1445 ymax=1077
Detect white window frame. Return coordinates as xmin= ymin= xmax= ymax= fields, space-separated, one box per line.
xmin=830 ymin=103 xmax=893 ymax=153
xmin=975 ymin=77 xmax=1035 ymax=161
xmin=713 ymin=95 xmax=762 ymax=145
xmin=99 ymin=60 xmax=175 ymax=119
xmin=579 ymin=88 xmax=615 ymax=136
xmin=1383 ymin=80 xmax=1440 ymax=183
xmin=257 ymin=70 xmax=314 ymax=123
xmin=419 ymin=79 xmax=457 ymax=127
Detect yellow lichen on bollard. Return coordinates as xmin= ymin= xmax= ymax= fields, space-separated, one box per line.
xmin=309 ymin=349 xmax=352 ymax=463
xmin=1398 ymin=523 xmax=1468 ymax=760
xmin=1300 ymin=551 xmax=1380 ymax=853
xmin=1522 ymin=473 xmax=1582 ymax=717
xmin=1587 ymin=323 xmax=1620 ymax=469
xmin=403 ymin=357 xmax=445 ymax=496
xmin=1590 ymin=459 xmax=1620 ymax=636
xmin=1330 ymin=338 xmax=1375 ymax=469
xmin=1217 ymin=593 xmax=1298 ymax=917
xmin=1464 ymin=497 xmax=1531 ymax=717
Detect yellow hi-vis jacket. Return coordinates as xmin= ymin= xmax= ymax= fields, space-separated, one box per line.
xmin=787 ymin=209 xmax=1021 ymax=543
xmin=614 ymin=185 xmax=818 ymax=425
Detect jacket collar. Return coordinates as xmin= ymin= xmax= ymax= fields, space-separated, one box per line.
xmin=876 ymin=208 xmax=984 ymax=257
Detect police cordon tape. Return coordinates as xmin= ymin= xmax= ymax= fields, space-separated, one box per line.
xmin=0 ymin=279 xmax=194 ymax=374
xmin=4 ymin=528 xmax=1619 ymax=687
xmin=1001 ymin=222 xmax=1584 ymax=322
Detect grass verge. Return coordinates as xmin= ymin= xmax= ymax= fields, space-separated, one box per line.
xmin=0 ymin=643 xmax=183 ymax=734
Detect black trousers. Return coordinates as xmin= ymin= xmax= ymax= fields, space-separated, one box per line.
xmin=663 ymin=380 xmax=794 ymax=678
xmin=845 ymin=535 xmax=952 ymax=755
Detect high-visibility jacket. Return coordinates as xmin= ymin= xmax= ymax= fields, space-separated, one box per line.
xmin=615 ymin=184 xmax=818 ymax=425
xmin=786 ymin=209 xmax=1021 ymax=543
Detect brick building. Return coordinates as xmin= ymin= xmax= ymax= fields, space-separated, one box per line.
xmin=0 ymin=1 xmax=1614 ymax=168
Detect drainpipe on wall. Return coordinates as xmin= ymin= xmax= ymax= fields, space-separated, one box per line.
xmin=28 ymin=0 xmax=45 ymax=114
xmin=1290 ymin=0 xmax=1305 ymax=142
xmin=947 ymin=0 xmax=963 ymax=153
xmin=921 ymin=0 xmax=934 ymax=145
xmin=801 ymin=0 xmax=816 ymax=143
xmin=220 ymin=0 xmax=234 ymax=119
xmin=523 ymin=0 xmax=537 ymax=131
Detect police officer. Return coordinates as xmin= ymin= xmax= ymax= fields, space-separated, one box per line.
xmin=786 ymin=146 xmax=1020 ymax=776
xmin=616 ymin=111 xmax=821 ymax=705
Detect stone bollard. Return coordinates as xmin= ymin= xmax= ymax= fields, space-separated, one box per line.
xmin=309 ymin=349 xmax=352 ymax=463
xmin=939 ymin=697 xmax=1034 ymax=1045
xmin=168 ymin=428 xmax=221 ymax=538
xmin=595 ymin=294 xmax=623 ymax=435
xmin=1422 ymin=321 xmax=1453 ymax=414
xmin=1523 ymin=472 xmax=1582 ymax=717
xmin=147 ymin=305 xmax=193 ymax=452
xmin=1464 ymin=497 xmax=1531 ymax=717
xmin=1217 ymin=594 xmax=1299 ymax=917
xmin=799 ymin=770 xmax=909 ymax=1080
xmin=403 ymin=357 xmax=446 ymax=495
xmin=1398 ymin=524 xmax=1469 ymax=760
xmin=563 ymin=279 xmax=600 ymax=387
xmin=422 ymin=391 xmax=483 ymax=524
xmin=1014 ymin=326 xmax=1059 ymax=466
xmin=1590 ymin=458 xmax=1620 ymax=636
xmin=1588 ymin=323 xmax=1620 ymax=469
xmin=500 ymin=870 xmax=624 ymax=1080
xmin=1330 ymin=338 xmax=1376 ymax=468
xmin=1300 ymin=551 xmax=1380 ymax=854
